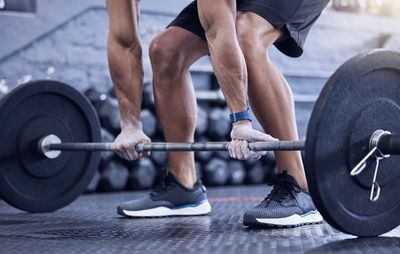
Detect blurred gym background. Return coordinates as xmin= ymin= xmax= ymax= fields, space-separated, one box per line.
xmin=0 ymin=0 xmax=399 ymax=193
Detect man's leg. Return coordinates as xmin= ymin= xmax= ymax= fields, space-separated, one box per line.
xmin=149 ymin=27 xmax=209 ymax=188
xmin=117 ymin=27 xmax=212 ymax=217
xmin=236 ymin=11 xmax=322 ymax=227
xmin=236 ymin=12 xmax=307 ymax=191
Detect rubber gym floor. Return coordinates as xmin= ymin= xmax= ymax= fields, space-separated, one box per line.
xmin=1 ymin=185 xmax=400 ymax=254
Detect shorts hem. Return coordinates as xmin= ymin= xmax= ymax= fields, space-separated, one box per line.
xmin=167 ymin=22 xmax=207 ymax=41
xmin=238 ymin=3 xmax=303 ymax=57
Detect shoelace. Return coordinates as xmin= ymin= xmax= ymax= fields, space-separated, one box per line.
xmin=266 ymin=178 xmax=301 ymax=203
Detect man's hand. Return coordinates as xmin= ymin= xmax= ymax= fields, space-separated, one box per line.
xmin=111 ymin=126 xmax=151 ymax=161
xmin=229 ymin=121 xmax=278 ymax=160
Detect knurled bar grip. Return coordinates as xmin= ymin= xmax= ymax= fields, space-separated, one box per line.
xmin=48 ymin=140 xmax=306 ymax=152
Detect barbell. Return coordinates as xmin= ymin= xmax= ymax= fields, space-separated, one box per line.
xmin=0 ymin=49 xmax=400 ymax=237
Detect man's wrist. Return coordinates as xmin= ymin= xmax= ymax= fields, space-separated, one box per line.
xmin=232 ymin=120 xmax=251 ymax=126
xmin=229 ymin=108 xmax=252 ymax=123
xmin=121 ymin=120 xmax=142 ymax=130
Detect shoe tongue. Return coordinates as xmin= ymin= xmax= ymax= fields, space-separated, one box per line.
xmin=276 ymin=171 xmax=300 ymax=188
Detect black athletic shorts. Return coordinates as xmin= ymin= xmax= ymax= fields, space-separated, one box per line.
xmin=168 ymin=0 xmax=330 ymax=57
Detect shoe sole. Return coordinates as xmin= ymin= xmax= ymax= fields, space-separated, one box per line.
xmin=118 ymin=200 xmax=211 ymax=218
xmin=243 ymin=210 xmax=323 ymax=228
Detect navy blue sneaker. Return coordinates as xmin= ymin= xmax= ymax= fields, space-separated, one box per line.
xmin=243 ymin=171 xmax=322 ymax=227
xmin=117 ymin=170 xmax=211 ymax=217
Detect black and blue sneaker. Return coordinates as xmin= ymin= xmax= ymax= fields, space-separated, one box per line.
xmin=117 ymin=170 xmax=211 ymax=217
xmin=243 ymin=171 xmax=322 ymax=227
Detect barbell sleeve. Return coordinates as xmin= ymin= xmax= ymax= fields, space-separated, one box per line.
xmin=378 ymin=134 xmax=400 ymax=155
xmin=47 ymin=140 xmax=306 ymax=152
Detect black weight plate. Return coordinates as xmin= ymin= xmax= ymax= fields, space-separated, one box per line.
xmin=348 ymin=99 xmax=400 ymax=189
xmin=0 ymin=80 xmax=101 ymax=212
xmin=306 ymin=50 xmax=400 ymax=236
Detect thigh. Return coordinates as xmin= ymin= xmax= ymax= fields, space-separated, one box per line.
xmin=168 ymin=1 xmax=207 ymax=41
xmin=197 ymin=0 xmax=237 ymax=31
xmin=150 ymin=26 xmax=208 ymax=67
xmin=237 ymin=0 xmax=329 ymax=57
xmin=106 ymin=0 xmax=140 ymax=44
xmin=236 ymin=11 xmax=283 ymax=47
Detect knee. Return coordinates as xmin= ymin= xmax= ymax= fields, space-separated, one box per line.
xmin=149 ymin=34 xmax=188 ymax=75
xmin=149 ymin=37 xmax=170 ymax=68
xmin=237 ymin=29 xmax=262 ymax=60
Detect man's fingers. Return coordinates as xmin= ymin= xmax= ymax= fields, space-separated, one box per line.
xmin=239 ymin=140 xmax=250 ymax=160
xmin=229 ymin=139 xmax=268 ymax=160
xmin=248 ymin=150 xmax=264 ymax=160
xmin=228 ymin=142 xmax=235 ymax=158
xmin=235 ymin=140 xmax=246 ymax=160
xmin=126 ymin=149 xmax=136 ymax=160
xmin=112 ymin=143 xmax=128 ymax=160
xmin=118 ymin=146 xmax=131 ymax=161
xmin=253 ymin=131 xmax=279 ymax=142
xmin=230 ymin=140 xmax=240 ymax=159
xmin=121 ymin=146 xmax=134 ymax=161
xmin=132 ymin=140 xmax=152 ymax=160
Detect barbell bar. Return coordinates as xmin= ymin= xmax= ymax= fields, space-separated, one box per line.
xmin=39 ymin=133 xmax=400 ymax=158
xmin=39 ymin=134 xmax=306 ymax=158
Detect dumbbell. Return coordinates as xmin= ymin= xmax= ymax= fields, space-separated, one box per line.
xmin=195 ymin=105 xmax=209 ymax=137
xmin=96 ymin=95 xmax=121 ymax=134
xmin=245 ymin=160 xmax=267 ymax=184
xmin=100 ymin=128 xmax=115 ymax=166
xmin=208 ymin=107 xmax=231 ymax=139
xmin=108 ymin=86 xmax=116 ymax=98
xmin=141 ymin=108 xmax=157 ymax=137
xmin=228 ymin=161 xmax=246 ymax=185
xmin=203 ymin=157 xmax=230 ymax=186
xmin=151 ymin=151 xmax=168 ymax=167
xmin=142 ymin=82 xmax=155 ymax=110
xmin=196 ymin=88 xmax=226 ymax=106
xmin=97 ymin=160 xmax=129 ymax=192
xmin=108 ymin=82 xmax=155 ymax=111
xmin=262 ymin=152 xmax=278 ymax=183
xmin=215 ymin=150 xmax=231 ymax=160
xmin=85 ymin=88 xmax=121 ymax=134
xmin=84 ymin=88 xmax=103 ymax=106
xmin=195 ymin=137 xmax=213 ymax=162
xmin=97 ymin=96 xmax=157 ymax=137
xmin=85 ymin=170 xmax=101 ymax=193
xmin=195 ymin=161 xmax=203 ymax=181
xmin=126 ymin=158 xmax=157 ymax=190
xmin=245 ymin=153 xmax=277 ymax=185
xmin=108 ymin=81 xmax=152 ymax=100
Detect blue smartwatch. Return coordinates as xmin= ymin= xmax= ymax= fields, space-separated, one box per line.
xmin=229 ymin=108 xmax=252 ymax=123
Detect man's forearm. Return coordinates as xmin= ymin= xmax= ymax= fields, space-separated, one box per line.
xmin=207 ymin=35 xmax=248 ymax=113
xmin=106 ymin=0 xmax=143 ymax=130
xmin=198 ymin=0 xmax=248 ymax=116
xmin=107 ymin=38 xmax=144 ymax=129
